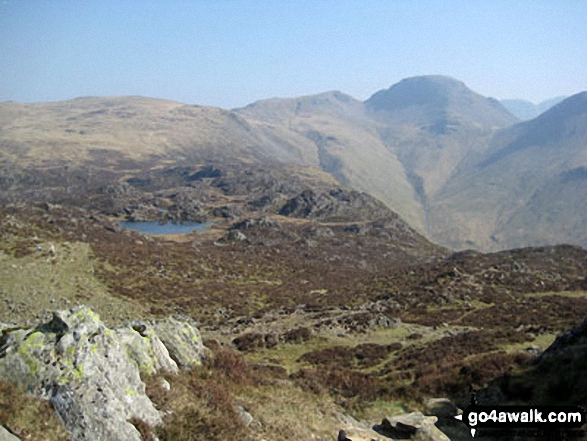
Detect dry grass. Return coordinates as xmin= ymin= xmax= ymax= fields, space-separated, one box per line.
xmin=146 ymin=346 xmax=346 ymax=441
xmin=0 ymin=239 xmax=147 ymax=325
xmin=0 ymin=380 xmax=71 ymax=441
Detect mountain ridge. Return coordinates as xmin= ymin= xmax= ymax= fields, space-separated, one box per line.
xmin=0 ymin=76 xmax=584 ymax=251
xmin=500 ymin=95 xmax=568 ymax=120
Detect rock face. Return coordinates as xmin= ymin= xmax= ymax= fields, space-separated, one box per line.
xmin=278 ymin=188 xmax=391 ymax=222
xmin=0 ymin=426 xmax=21 ymax=441
xmin=0 ymin=306 xmax=205 ymax=441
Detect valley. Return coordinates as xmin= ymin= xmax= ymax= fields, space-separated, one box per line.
xmin=1 ymin=76 xmax=584 ymax=252
xmin=1 ymin=156 xmax=586 ymax=439
xmin=0 ymin=76 xmax=586 ymax=440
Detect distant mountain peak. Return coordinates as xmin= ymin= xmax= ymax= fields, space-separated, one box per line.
xmin=365 ymin=75 xmax=517 ymax=128
xmin=365 ymin=75 xmax=466 ymax=112
xmin=500 ymin=96 xmax=569 ymax=120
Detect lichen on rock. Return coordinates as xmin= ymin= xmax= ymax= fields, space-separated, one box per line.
xmin=0 ymin=305 xmax=206 ymax=441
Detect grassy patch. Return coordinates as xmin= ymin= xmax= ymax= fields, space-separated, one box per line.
xmin=0 ymin=240 xmax=146 ymax=325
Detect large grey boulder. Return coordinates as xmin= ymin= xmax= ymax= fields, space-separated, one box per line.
xmin=0 ymin=426 xmax=21 ymax=441
xmin=151 ymin=316 xmax=205 ymax=368
xmin=335 ymin=410 xmax=452 ymax=441
xmin=0 ymin=306 xmax=205 ymax=441
xmin=424 ymin=397 xmax=460 ymax=418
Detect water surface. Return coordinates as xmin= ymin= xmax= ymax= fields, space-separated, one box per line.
xmin=119 ymin=221 xmax=210 ymax=235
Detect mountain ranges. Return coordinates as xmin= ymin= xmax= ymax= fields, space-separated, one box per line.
xmin=0 ymin=75 xmax=584 ymax=251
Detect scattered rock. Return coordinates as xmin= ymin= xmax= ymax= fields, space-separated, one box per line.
xmin=159 ymin=378 xmax=171 ymax=391
xmin=211 ymin=205 xmax=241 ymax=219
xmin=226 ymin=230 xmax=247 ymax=242
xmin=236 ymin=405 xmax=254 ymax=427
xmin=232 ymin=216 xmax=280 ymax=231
xmin=525 ymin=345 xmax=542 ymax=356
xmin=278 ymin=188 xmax=391 ymax=222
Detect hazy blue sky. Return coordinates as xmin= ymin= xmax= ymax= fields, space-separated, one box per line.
xmin=0 ymin=0 xmax=585 ymax=108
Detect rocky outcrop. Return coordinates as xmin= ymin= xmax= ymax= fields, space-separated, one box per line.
xmin=424 ymin=398 xmax=460 ymax=418
xmin=0 ymin=426 xmax=21 ymax=441
xmin=539 ymin=316 xmax=587 ymax=360
xmin=278 ymin=188 xmax=392 ymax=222
xmin=337 ymin=411 xmax=451 ymax=441
xmin=374 ymin=412 xmax=450 ymax=441
xmin=0 ymin=306 xmax=205 ymax=441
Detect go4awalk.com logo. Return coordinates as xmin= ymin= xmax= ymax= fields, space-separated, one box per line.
xmin=455 ymin=404 xmax=586 ymax=437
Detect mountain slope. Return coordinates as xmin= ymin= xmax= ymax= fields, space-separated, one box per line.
xmin=235 ymin=91 xmax=426 ymax=231
xmin=365 ymin=76 xmax=518 ymax=201
xmin=0 ymin=93 xmax=427 ymax=232
xmin=429 ymin=92 xmax=587 ymax=250
xmin=0 ymin=96 xmax=321 ymax=167
xmin=0 ymin=78 xmax=583 ymax=252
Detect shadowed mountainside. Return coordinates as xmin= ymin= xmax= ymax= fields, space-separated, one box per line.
xmin=365 ymin=75 xmax=518 ymax=208
xmin=430 ymin=92 xmax=587 ymax=250
xmin=501 ymin=96 xmax=567 ymax=121
xmin=234 ymin=91 xmax=425 ymax=231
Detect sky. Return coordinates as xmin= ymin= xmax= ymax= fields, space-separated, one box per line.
xmin=0 ymin=0 xmax=586 ymax=109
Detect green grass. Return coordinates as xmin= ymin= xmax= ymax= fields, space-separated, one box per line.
xmin=243 ymin=324 xmax=446 ymax=375
xmin=0 ymin=240 xmax=147 ymax=325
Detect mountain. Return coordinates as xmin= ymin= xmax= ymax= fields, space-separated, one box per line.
xmin=501 ymin=96 xmax=567 ymax=120
xmin=430 ymin=92 xmax=587 ymax=250
xmin=235 ymin=91 xmax=425 ymax=230
xmin=0 ymin=96 xmax=318 ymax=166
xmin=365 ymin=76 xmax=518 ymax=203
xmin=0 ymin=77 xmax=583 ymax=251
xmin=233 ymin=76 xmax=520 ymax=233
xmin=0 ymin=93 xmax=425 ymax=231
xmin=366 ymin=75 xmax=516 ymax=128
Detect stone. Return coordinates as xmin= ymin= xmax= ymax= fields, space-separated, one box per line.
xmin=337 ymin=429 xmax=351 ymax=441
xmin=151 ymin=316 xmax=205 ymax=369
xmin=159 ymin=378 xmax=171 ymax=391
xmin=424 ymin=398 xmax=460 ymax=418
xmin=374 ymin=412 xmax=450 ymax=441
xmin=0 ymin=306 xmax=206 ymax=441
xmin=236 ymin=405 xmax=254 ymax=427
xmin=227 ymin=230 xmax=247 ymax=241
xmin=0 ymin=426 xmax=21 ymax=441
xmin=525 ymin=345 xmax=542 ymax=356
xmin=335 ymin=412 xmax=385 ymax=441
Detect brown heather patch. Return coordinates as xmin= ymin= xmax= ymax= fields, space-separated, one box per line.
xmin=1 ymin=200 xmax=587 ymax=429
xmin=146 ymin=348 xmax=252 ymax=441
xmin=0 ymin=380 xmax=70 ymax=441
xmin=299 ymin=343 xmax=401 ymax=369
